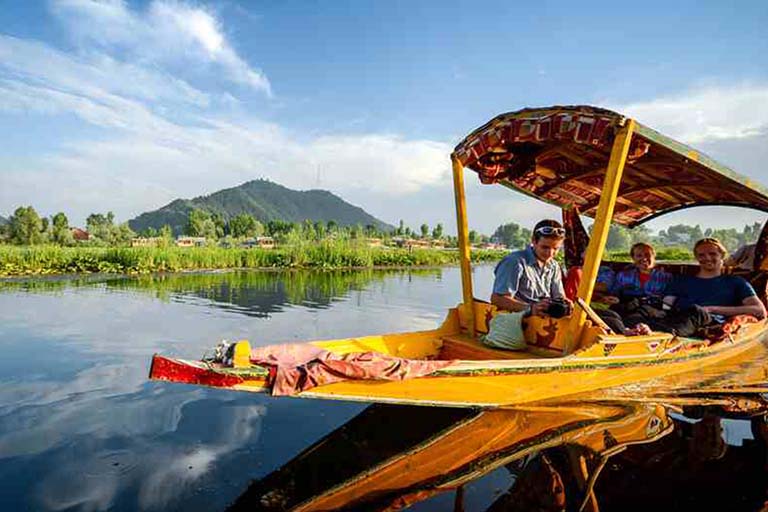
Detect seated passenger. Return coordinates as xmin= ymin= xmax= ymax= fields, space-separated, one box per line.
xmin=608 ymin=242 xmax=672 ymax=302
xmin=595 ymin=243 xmax=670 ymax=336
xmin=650 ymin=238 xmax=766 ymax=337
xmin=491 ymin=219 xmax=570 ymax=317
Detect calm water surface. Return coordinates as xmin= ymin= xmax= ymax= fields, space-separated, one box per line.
xmin=1 ymin=266 xmax=767 ymax=511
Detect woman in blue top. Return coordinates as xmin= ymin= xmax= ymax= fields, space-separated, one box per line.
xmin=597 ymin=243 xmax=669 ymax=336
xmin=607 ymin=242 xmax=672 ymax=302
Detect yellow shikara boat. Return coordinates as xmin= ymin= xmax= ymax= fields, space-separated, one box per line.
xmin=149 ymin=105 xmax=768 ymax=407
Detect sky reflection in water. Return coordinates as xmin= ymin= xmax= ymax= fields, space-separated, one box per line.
xmin=1 ymin=266 xmax=766 ymax=511
xmin=0 ymin=267 xmax=477 ymax=511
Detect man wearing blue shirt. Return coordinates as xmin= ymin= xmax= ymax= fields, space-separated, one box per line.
xmin=491 ymin=219 xmax=568 ymax=317
xmin=649 ymin=238 xmax=766 ymax=336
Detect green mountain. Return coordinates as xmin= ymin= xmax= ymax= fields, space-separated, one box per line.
xmin=128 ymin=180 xmax=392 ymax=235
xmin=0 ymin=215 xmax=7 ymax=226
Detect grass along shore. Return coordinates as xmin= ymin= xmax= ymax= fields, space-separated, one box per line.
xmin=0 ymin=243 xmax=508 ymax=277
xmin=0 ymin=243 xmax=697 ymax=278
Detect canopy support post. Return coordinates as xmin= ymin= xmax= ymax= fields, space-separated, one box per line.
xmin=565 ymin=120 xmax=636 ymax=353
xmin=452 ymin=154 xmax=475 ymax=337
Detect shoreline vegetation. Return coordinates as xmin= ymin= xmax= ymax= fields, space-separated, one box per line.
xmin=1 ymin=205 xmax=759 ymax=279
xmin=0 ymin=243 xmax=506 ymax=277
xmin=0 ymin=244 xmax=696 ymax=278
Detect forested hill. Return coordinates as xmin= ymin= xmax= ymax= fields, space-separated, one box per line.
xmin=0 ymin=215 xmax=7 ymax=225
xmin=128 ymin=180 xmax=392 ymax=235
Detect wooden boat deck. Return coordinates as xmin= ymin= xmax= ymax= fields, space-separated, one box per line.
xmin=439 ymin=333 xmax=559 ymax=361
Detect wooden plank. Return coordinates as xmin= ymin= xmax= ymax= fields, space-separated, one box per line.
xmin=452 ymin=155 xmax=475 ymax=337
xmin=566 ymin=120 xmax=636 ymax=353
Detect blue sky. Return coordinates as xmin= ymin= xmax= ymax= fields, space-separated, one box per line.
xmin=1 ymin=0 xmax=767 ymax=234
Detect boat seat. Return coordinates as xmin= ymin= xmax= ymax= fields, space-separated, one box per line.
xmin=438 ymin=334 xmax=541 ymax=361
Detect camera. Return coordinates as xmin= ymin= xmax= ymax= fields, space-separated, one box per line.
xmin=546 ymin=298 xmax=572 ymax=319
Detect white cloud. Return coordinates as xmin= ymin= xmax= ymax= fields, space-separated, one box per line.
xmin=0 ymin=27 xmax=450 ymax=224
xmin=0 ymin=119 xmax=452 ymax=224
xmin=51 ymin=0 xmax=271 ymax=94
xmin=614 ymin=83 xmax=768 ymax=144
xmin=0 ymin=35 xmax=210 ymax=107
xmin=606 ymin=83 xmax=768 ymax=231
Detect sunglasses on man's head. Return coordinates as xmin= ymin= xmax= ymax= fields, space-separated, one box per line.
xmin=535 ymin=226 xmax=566 ymax=237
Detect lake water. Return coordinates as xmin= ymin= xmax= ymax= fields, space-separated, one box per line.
xmin=1 ymin=266 xmax=766 ymax=511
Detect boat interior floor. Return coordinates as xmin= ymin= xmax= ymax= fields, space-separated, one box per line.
xmin=438 ymin=334 xmax=557 ymax=361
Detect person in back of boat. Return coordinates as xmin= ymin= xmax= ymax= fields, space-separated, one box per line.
xmin=609 ymin=242 xmax=672 ymax=302
xmin=491 ymin=219 xmax=570 ymax=318
xmin=594 ymin=243 xmax=671 ymax=336
xmin=650 ymin=238 xmax=766 ymax=337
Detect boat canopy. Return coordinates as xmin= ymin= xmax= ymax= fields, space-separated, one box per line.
xmin=453 ymin=105 xmax=768 ymax=227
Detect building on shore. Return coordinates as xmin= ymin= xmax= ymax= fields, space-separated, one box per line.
xmin=391 ymin=237 xmax=447 ymax=250
xmin=241 ymin=236 xmax=275 ymax=249
xmin=477 ymin=242 xmax=506 ymax=250
xmin=176 ymin=236 xmax=207 ymax=248
xmin=131 ymin=237 xmax=164 ymax=248
xmin=71 ymin=228 xmax=90 ymax=241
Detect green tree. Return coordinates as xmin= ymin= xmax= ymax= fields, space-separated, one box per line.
xmin=266 ymin=219 xmax=294 ymax=237
xmin=113 ymin=223 xmax=136 ymax=245
xmin=627 ymin=225 xmax=652 ymax=245
xmin=420 ymin=223 xmax=430 ymax=239
xmin=602 ymin=224 xmax=631 ymax=251
xmin=432 ymin=223 xmax=444 ymax=240
xmin=468 ymin=230 xmax=478 ymax=244
xmin=657 ymin=224 xmax=703 ymax=247
xmin=491 ymin=222 xmax=531 ymax=249
xmin=186 ymin=209 xmax=217 ymax=239
xmin=159 ymin=224 xmax=173 ymax=239
xmin=87 ymin=212 xmax=116 ymax=244
xmin=51 ymin=212 xmax=73 ymax=246
xmin=397 ymin=219 xmax=405 ymax=236
xmin=9 ymin=206 xmax=43 ymax=245
xmin=229 ymin=213 xmax=260 ymax=238
xmin=211 ymin=212 xmax=226 ymax=238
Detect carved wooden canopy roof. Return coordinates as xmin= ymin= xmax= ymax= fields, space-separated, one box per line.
xmin=453 ymin=106 xmax=768 ymax=227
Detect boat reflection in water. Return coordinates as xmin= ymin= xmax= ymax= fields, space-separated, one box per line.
xmin=229 ymin=393 xmax=768 ymax=511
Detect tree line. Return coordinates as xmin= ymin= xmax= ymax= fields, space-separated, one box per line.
xmin=4 ymin=205 xmax=758 ymax=253
xmin=0 ymin=206 xmax=456 ymax=247
xmin=485 ymin=220 xmax=765 ymax=253
xmin=0 ymin=207 xmax=137 ymax=247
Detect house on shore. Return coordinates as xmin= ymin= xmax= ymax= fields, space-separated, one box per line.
xmin=71 ymin=228 xmax=90 ymax=241
xmin=131 ymin=237 xmax=163 ymax=248
xmin=241 ymin=236 xmax=275 ymax=249
xmin=477 ymin=242 xmax=506 ymax=250
xmin=176 ymin=236 xmax=207 ymax=248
